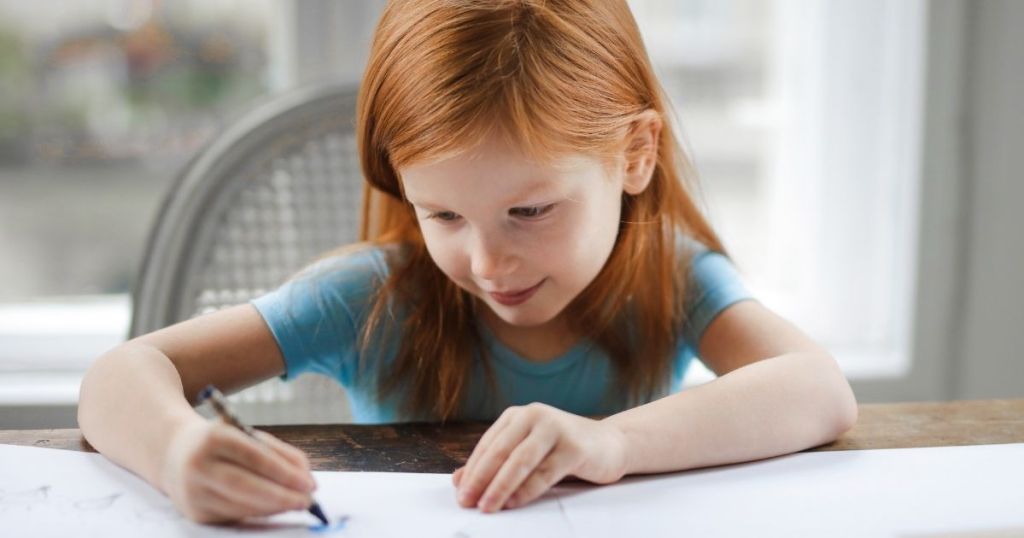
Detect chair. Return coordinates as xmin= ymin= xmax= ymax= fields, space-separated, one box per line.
xmin=131 ymin=82 xmax=363 ymax=424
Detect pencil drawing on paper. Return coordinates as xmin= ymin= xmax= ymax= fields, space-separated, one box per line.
xmin=1 ymin=482 xmax=350 ymax=534
xmin=0 ymin=484 xmax=129 ymax=514
xmin=0 ymin=485 xmax=51 ymax=509
xmin=74 ymin=493 xmax=123 ymax=510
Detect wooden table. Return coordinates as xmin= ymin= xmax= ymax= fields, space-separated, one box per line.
xmin=1 ymin=399 xmax=1021 ymax=473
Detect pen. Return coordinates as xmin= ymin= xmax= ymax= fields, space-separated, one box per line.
xmin=198 ymin=385 xmax=329 ymax=526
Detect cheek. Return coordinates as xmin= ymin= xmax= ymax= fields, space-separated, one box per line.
xmin=573 ymin=200 xmax=621 ymax=274
xmin=420 ymin=229 xmax=468 ymax=279
xmin=537 ymin=201 xmax=621 ymax=278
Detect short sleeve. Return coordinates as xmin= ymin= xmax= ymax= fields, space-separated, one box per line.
xmin=680 ymin=245 xmax=755 ymax=349
xmin=250 ymin=247 xmax=389 ymax=387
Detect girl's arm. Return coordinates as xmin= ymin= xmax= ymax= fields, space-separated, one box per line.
xmin=453 ymin=300 xmax=858 ymax=512
xmin=78 ymin=304 xmax=317 ymax=523
xmin=604 ymin=299 xmax=858 ymax=474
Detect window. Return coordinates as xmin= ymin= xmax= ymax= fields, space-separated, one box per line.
xmin=0 ymin=0 xmax=927 ymax=406
xmin=0 ymin=0 xmax=277 ymax=404
xmin=630 ymin=0 xmax=925 ymax=385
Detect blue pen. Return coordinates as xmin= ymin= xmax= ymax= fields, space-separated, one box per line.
xmin=198 ymin=385 xmax=329 ymax=526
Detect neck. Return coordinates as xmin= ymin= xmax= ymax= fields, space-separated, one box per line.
xmin=477 ymin=306 xmax=581 ymax=362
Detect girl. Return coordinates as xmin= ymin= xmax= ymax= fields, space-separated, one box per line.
xmin=78 ymin=0 xmax=858 ymax=524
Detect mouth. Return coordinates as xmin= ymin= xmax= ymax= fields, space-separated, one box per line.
xmin=487 ymin=279 xmax=546 ymax=306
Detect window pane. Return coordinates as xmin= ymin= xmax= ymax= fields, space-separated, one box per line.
xmin=631 ymin=0 xmax=923 ymax=379
xmin=0 ymin=0 xmax=274 ymax=303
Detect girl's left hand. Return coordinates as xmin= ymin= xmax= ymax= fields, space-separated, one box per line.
xmin=452 ymin=402 xmax=629 ymax=512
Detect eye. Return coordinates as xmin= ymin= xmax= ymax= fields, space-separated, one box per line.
xmin=509 ymin=203 xmax=556 ymax=219
xmin=425 ymin=210 xmax=461 ymax=222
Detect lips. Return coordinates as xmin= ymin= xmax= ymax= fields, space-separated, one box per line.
xmin=487 ymin=279 xmax=545 ymax=306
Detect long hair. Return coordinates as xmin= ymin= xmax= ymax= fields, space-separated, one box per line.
xmin=354 ymin=0 xmax=725 ymax=420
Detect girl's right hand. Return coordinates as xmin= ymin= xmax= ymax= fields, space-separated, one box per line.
xmin=159 ymin=417 xmax=318 ymax=524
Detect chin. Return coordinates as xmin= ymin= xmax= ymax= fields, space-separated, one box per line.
xmin=486 ymin=302 xmax=563 ymax=328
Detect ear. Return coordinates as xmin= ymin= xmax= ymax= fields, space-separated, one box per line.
xmin=621 ymin=110 xmax=662 ymax=195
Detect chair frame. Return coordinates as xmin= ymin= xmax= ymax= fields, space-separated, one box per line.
xmin=130 ymin=82 xmax=360 ymax=337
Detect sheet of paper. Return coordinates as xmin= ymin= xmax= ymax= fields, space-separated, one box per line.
xmin=1 ymin=442 xmax=1022 ymax=537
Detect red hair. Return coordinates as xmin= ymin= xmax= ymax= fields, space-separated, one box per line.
xmin=354 ymin=0 xmax=725 ymax=420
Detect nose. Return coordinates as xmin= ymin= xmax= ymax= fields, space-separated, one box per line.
xmin=469 ymin=229 xmax=518 ymax=281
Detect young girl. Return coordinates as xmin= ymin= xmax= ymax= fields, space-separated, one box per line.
xmin=78 ymin=0 xmax=858 ymax=524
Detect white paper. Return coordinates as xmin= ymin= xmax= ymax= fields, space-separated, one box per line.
xmin=1 ymin=442 xmax=1022 ymax=537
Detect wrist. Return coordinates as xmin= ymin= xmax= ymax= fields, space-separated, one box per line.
xmin=601 ymin=414 xmax=638 ymax=478
xmin=154 ymin=412 xmax=206 ymax=493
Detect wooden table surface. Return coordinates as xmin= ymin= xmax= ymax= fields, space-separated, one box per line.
xmin=1 ymin=399 xmax=1021 ymax=473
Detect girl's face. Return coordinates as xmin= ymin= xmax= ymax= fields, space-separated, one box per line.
xmin=399 ymin=130 xmax=627 ymax=330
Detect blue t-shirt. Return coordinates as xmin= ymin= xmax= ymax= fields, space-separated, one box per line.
xmin=251 ymin=240 xmax=753 ymax=423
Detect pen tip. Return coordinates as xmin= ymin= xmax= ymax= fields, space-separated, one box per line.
xmin=197 ymin=385 xmax=214 ymax=402
xmin=309 ymin=503 xmax=329 ymax=526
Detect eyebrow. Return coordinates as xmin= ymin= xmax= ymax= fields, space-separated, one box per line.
xmin=407 ymin=180 xmax=562 ymax=210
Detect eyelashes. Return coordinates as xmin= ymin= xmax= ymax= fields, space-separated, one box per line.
xmin=508 ymin=203 xmax=557 ymax=219
xmin=425 ymin=203 xmax=558 ymax=223
xmin=425 ymin=210 xmax=460 ymax=222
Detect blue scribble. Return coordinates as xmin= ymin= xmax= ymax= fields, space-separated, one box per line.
xmin=309 ymin=515 xmax=349 ymax=534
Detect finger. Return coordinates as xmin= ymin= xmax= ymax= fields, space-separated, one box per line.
xmin=452 ymin=467 xmax=464 ymax=487
xmin=253 ymin=430 xmax=313 ymax=473
xmin=504 ymin=450 xmax=575 ymax=510
xmin=461 ymin=406 xmax=529 ymax=492
xmin=461 ymin=410 xmax=513 ymax=486
xmin=457 ymin=415 xmax=533 ymax=508
xmin=202 ymin=461 xmax=313 ymax=516
xmin=212 ymin=426 xmax=315 ymax=492
xmin=477 ymin=428 xmax=556 ymax=512
xmin=192 ymin=487 xmax=269 ymax=524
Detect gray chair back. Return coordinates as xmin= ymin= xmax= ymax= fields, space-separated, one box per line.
xmin=131 ymin=83 xmax=364 ymax=424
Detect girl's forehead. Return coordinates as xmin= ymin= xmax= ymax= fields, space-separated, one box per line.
xmin=398 ymin=145 xmax=609 ymax=207
xmin=400 ymin=149 xmax=600 ymax=188
xmin=401 ymin=133 xmax=600 ymax=178
xmin=395 ymin=128 xmax=617 ymax=207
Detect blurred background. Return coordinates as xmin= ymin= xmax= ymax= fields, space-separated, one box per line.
xmin=1 ymin=0 xmax=1021 ymax=428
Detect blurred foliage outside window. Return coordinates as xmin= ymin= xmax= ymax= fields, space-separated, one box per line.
xmin=0 ymin=0 xmax=271 ymax=303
